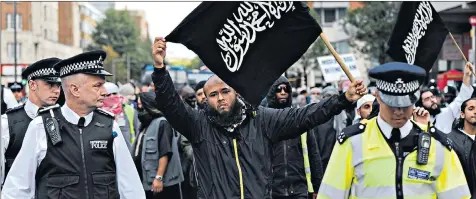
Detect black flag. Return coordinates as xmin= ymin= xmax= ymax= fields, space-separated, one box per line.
xmin=387 ymin=1 xmax=449 ymax=72
xmin=166 ymin=1 xmax=321 ymax=106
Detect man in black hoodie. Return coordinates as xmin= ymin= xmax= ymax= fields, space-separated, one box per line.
xmin=267 ymin=76 xmax=322 ymax=199
xmin=151 ymin=37 xmax=366 ymax=199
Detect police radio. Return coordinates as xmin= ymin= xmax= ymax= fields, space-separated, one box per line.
xmin=45 ymin=109 xmax=63 ymax=145
xmin=417 ymin=132 xmax=431 ymax=165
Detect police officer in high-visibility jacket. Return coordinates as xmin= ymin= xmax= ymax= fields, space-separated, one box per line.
xmin=317 ymin=62 xmax=471 ymax=199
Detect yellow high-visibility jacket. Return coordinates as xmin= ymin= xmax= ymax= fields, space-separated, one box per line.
xmin=317 ymin=118 xmax=470 ymax=199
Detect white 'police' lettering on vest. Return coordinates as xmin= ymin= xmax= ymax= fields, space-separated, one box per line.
xmin=90 ymin=140 xmax=108 ymax=149
xmin=408 ymin=167 xmax=430 ymax=180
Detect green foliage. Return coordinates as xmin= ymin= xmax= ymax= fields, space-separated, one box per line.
xmin=342 ymin=2 xmax=400 ymax=64
xmin=188 ymin=57 xmax=204 ymax=70
xmin=90 ymin=9 xmax=153 ymax=83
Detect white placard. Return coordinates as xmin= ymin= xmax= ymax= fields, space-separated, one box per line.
xmin=317 ymin=54 xmax=361 ymax=83
xmin=442 ymin=34 xmax=463 ymax=61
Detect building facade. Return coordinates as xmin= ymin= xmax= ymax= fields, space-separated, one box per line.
xmin=89 ymin=2 xmax=115 ymax=14
xmin=0 ymin=2 xmax=83 ymax=85
xmin=77 ymin=2 xmax=105 ymax=49
xmin=127 ymin=10 xmax=149 ymax=41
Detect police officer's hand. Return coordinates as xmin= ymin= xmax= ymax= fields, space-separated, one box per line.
xmin=152 ymin=179 xmax=164 ymax=193
xmin=313 ymin=193 xmax=318 ymax=199
xmin=152 ymin=37 xmax=167 ymax=69
xmin=413 ymin=106 xmax=430 ymax=125
xmin=345 ymin=79 xmax=367 ymax=102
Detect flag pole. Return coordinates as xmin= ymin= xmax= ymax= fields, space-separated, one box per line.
xmin=319 ymin=32 xmax=355 ymax=82
xmin=448 ymin=32 xmax=468 ymax=62
xmin=448 ymin=32 xmax=476 ymax=76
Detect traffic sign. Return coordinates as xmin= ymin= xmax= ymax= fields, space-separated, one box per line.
xmin=470 ymin=16 xmax=476 ymax=26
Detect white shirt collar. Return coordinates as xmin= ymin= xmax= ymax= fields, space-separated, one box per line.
xmin=24 ymin=99 xmax=40 ymax=119
xmin=459 ymin=129 xmax=476 ymax=140
xmin=377 ymin=115 xmax=413 ymax=139
xmin=61 ymin=104 xmax=94 ymax=126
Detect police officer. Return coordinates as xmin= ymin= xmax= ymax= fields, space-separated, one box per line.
xmin=1 ymin=50 xmax=145 ymax=199
xmin=8 ymin=82 xmax=25 ymax=104
xmin=317 ymin=62 xmax=470 ymax=199
xmin=1 ymin=58 xmax=62 ymax=185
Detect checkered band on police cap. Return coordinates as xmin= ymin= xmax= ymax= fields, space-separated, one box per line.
xmin=376 ymin=78 xmax=420 ymax=95
xmin=59 ymin=56 xmax=104 ymax=77
xmin=27 ymin=68 xmax=58 ymax=80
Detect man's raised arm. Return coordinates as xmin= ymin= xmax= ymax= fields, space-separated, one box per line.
xmin=151 ymin=37 xmax=203 ymax=142
xmin=264 ymin=80 xmax=366 ymax=142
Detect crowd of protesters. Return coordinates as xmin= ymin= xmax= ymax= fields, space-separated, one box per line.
xmin=0 ymin=43 xmax=475 ymax=199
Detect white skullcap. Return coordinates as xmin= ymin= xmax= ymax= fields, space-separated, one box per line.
xmin=356 ymin=94 xmax=375 ymax=109
xmin=310 ymin=87 xmax=322 ymax=93
xmin=104 ymin=82 xmax=119 ymax=94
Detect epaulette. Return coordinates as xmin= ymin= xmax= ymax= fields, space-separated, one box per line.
xmin=337 ymin=123 xmax=366 ymax=144
xmin=5 ymin=104 xmax=25 ymax=114
xmin=38 ymin=104 xmax=60 ymax=114
xmin=428 ymin=126 xmax=453 ymax=151
xmin=95 ymin=108 xmax=115 ymax=119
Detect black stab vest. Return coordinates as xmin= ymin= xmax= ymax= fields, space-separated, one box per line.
xmin=5 ymin=104 xmax=31 ymax=177
xmin=35 ymin=107 xmax=119 ymax=199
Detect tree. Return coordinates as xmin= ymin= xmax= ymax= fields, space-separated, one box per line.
xmin=188 ymin=56 xmax=204 ymax=70
xmin=90 ymin=9 xmax=153 ymax=83
xmin=92 ymin=10 xmax=139 ymax=56
xmin=342 ymin=2 xmax=401 ymax=64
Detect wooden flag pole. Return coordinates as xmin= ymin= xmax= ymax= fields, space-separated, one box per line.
xmin=320 ymin=32 xmax=355 ymax=82
xmin=448 ymin=32 xmax=476 ymax=77
xmin=448 ymin=32 xmax=468 ymax=62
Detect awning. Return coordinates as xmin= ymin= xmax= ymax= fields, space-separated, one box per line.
xmin=437 ymin=69 xmax=463 ymax=90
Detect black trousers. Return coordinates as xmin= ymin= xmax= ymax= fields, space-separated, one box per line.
xmin=273 ymin=193 xmax=316 ymax=199
xmin=181 ymin=180 xmax=197 ymax=199
xmin=145 ymin=184 xmax=182 ymax=199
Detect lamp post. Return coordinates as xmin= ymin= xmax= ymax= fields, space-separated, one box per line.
xmin=13 ymin=1 xmax=18 ymax=83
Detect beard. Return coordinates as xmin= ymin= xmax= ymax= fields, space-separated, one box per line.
xmin=205 ymin=97 xmax=246 ymax=131
xmin=425 ymin=105 xmax=441 ymax=116
xmin=465 ymin=118 xmax=476 ymax=127
xmin=197 ymin=101 xmax=205 ymax=109
xmin=274 ymin=98 xmax=289 ymax=109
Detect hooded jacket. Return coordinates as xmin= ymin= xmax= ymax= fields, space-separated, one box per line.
xmin=448 ymin=128 xmax=476 ymax=196
xmin=266 ymin=77 xmax=323 ymax=197
xmin=152 ymin=68 xmax=353 ymax=199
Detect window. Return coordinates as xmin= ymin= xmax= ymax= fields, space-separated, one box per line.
xmin=7 ymin=43 xmax=21 ymax=59
xmin=6 ymin=13 xmax=12 ymax=29
xmin=80 ymin=21 xmax=95 ymax=34
xmin=337 ymin=8 xmax=347 ymax=20
xmin=336 ymin=41 xmax=350 ymax=54
xmin=44 ymin=5 xmax=47 ymax=20
xmin=324 ymin=9 xmax=336 ymax=23
xmin=16 ymin=14 xmax=22 ymax=30
xmin=6 ymin=13 xmax=22 ymax=30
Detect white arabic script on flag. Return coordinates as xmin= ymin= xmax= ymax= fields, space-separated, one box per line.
xmin=216 ymin=2 xmax=295 ymax=72
xmin=402 ymin=1 xmax=433 ymax=65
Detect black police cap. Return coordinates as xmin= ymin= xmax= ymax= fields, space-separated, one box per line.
xmin=22 ymin=58 xmax=62 ymax=83
xmin=369 ymin=62 xmax=426 ymax=107
xmin=54 ymin=50 xmax=112 ymax=78
xmin=8 ymin=82 xmax=23 ymax=90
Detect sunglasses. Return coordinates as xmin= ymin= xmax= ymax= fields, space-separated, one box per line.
xmin=276 ymin=85 xmax=291 ymax=93
xmin=11 ymin=89 xmax=22 ymax=93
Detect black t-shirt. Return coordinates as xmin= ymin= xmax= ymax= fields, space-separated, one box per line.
xmin=133 ymin=118 xmax=174 ymax=181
